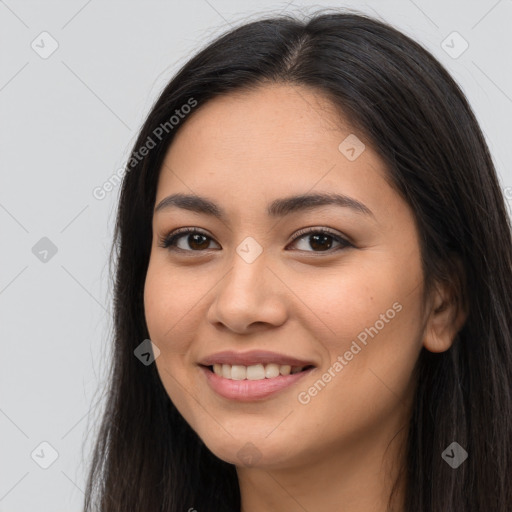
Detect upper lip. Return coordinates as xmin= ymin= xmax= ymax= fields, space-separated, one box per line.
xmin=199 ymin=350 xmax=316 ymax=368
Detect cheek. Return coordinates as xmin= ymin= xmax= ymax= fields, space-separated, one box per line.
xmin=143 ymin=259 xmax=193 ymax=370
xmin=143 ymin=260 xmax=201 ymax=418
xmin=143 ymin=257 xmax=202 ymax=346
xmin=144 ymin=264 xmax=171 ymax=344
xmin=299 ymin=249 xmax=424 ymax=375
xmin=288 ymin=267 xmax=423 ymax=449
xmin=321 ymin=266 xmax=423 ymax=411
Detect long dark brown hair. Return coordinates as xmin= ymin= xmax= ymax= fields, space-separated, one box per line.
xmin=83 ymin=10 xmax=512 ymax=511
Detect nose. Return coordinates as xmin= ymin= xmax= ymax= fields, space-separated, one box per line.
xmin=206 ymin=248 xmax=288 ymax=334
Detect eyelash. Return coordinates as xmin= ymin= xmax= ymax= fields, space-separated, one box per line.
xmin=157 ymin=227 xmax=353 ymax=254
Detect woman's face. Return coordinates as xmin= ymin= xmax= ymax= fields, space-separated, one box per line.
xmin=144 ymin=83 xmax=428 ymax=470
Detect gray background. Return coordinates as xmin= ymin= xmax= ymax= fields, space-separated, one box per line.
xmin=1 ymin=0 xmax=511 ymax=510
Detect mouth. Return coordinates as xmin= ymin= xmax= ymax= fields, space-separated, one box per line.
xmin=202 ymin=363 xmax=315 ymax=381
xmin=199 ymin=362 xmax=316 ymax=401
xmin=198 ymin=350 xmax=317 ymax=401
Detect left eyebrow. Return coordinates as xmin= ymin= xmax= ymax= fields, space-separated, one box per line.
xmin=154 ymin=192 xmax=374 ymax=219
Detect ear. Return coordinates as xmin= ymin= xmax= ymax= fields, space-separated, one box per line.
xmin=423 ymin=279 xmax=467 ymax=353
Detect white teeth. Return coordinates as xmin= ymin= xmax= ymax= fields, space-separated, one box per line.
xmin=231 ymin=365 xmax=246 ymax=380
xmin=265 ymin=363 xmax=280 ymax=378
xmin=211 ymin=362 xmax=308 ymax=380
xmin=246 ymin=364 xmax=265 ymax=380
xmin=221 ymin=364 xmax=231 ymax=379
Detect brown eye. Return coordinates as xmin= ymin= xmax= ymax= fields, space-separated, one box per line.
xmin=159 ymin=229 xmax=220 ymax=252
xmin=158 ymin=227 xmax=353 ymax=254
xmin=288 ymin=228 xmax=352 ymax=253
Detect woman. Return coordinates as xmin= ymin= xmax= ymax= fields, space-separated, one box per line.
xmin=83 ymin=10 xmax=512 ymax=512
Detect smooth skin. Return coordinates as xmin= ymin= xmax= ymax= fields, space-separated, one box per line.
xmin=143 ymin=83 xmax=462 ymax=512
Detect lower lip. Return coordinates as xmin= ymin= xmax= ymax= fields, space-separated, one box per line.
xmin=200 ymin=365 xmax=314 ymax=401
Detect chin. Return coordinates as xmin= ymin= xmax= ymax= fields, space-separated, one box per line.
xmin=196 ymin=429 xmax=298 ymax=469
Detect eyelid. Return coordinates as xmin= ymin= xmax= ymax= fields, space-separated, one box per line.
xmin=158 ymin=226 xmax=353 ymax=253
xmin=289 ymin=226 xmax=353 ymax=247
xmin=158 ymin=226 xmax=219 ymax=251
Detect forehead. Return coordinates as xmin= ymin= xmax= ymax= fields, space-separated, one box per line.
xmin=169 ymin=83 xmax=350 ymax=158
xmin=154 ymin=83 xmax=398 ymax=224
